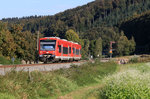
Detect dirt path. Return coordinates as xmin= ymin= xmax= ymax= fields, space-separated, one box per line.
xmin=58 ymin=84 xmax=104 ymax=99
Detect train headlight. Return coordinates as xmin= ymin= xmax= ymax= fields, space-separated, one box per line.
xmin=39 ymin=55 xmax=43 ymax=57
xmin=51 ymin=55 xmax=55 ymax=57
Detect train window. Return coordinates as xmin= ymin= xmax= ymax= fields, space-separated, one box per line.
xmin=76 ymin=49 xmax=79 ymax=55
xmin=58 ymin=45 xmax=61 ymax=53
xmin=69 ymin=47 xmax=71 ymax=54
xmin=63 ymin=47 xmax=68 ymax=54
xmin=73 ymin=48 xmax=76 ymax=54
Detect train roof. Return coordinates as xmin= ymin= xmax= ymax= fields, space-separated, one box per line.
xmin=40 ymin=37 xmax=80 ymax=45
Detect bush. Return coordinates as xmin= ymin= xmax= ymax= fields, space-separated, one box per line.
xmin=0 ymin=56 xmax=21 ymax=65
xmin=99 ymin=69 xmax=150 ymax=99
xmin=129 ymin=56 xmax=138 ymax=63
xmin=129 ymin=55 xmax=150 ymax=63
xmin=0 ymin=56 xmax=11 ymax=65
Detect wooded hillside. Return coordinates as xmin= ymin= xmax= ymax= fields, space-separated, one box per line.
xmin=1 ymin=0 xmax=150 ymax=61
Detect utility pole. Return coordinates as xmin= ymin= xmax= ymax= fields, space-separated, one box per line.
xmin=36 ymin=31 xmax=40 ymax=63
xmin=37 ymin=31 xmax=39 ymax=51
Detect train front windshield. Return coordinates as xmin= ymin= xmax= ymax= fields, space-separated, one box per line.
xmin=40 ymin=40 xmax=56 ymax=51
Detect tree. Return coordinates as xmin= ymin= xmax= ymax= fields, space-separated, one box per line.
xmin=89 ymin=38 xmax=102 ymax=58
xmin=94 ymin=37 xmax=102 ymax=58
xmin=116 ymin=33 xmax=135 ymax=56
xmin=10 ymin=24 xmax=25 ymax=59
xmin=65 ymin=29 xmax=80 ymax=43
xmin=0 ymin=22 xmax=16 ymax=58
xmin=81 ymin=39 xmax=90 ymax=59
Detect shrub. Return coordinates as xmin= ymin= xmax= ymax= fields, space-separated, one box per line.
xmin=99 ymin=69 xmax=150 ymax=99
xmin=129 ymin=56 xmax=138 ymax=63
xmin=0 ymin=56 xmax=21 ymax=65
xmin=129 ymin=55 xmax=150 ymax=63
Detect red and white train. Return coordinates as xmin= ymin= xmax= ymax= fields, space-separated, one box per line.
xmin=39 ymin=37 xmax=81 ymax=63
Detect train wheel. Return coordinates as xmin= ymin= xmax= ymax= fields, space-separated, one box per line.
xmin=43 ymin=58 xmax=48 ymax=64
xmin=44 ymin=61 xmax=47 ymax=64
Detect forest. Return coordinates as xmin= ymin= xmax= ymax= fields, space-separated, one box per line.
xmin=0 ymin=0 xmax=150 ymax=62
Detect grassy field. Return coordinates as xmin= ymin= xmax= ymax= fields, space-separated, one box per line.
xmin=0 ymin=59 xmax=150 ymax=99
xmin=84 ymin=62 xmax=150 ymax=99
xmin=0 ymin=60 xmax=118 ymax=99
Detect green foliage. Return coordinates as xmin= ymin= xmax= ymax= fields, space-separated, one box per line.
xmin=0 ymin=55 xmax=21 ymax=65
xmin=81 ymin=39 xmax=90 ymax=59
xmin=129 ymin=56 xmax=139 ymax=63
xmin=85 ymin=63 xmax=150 ymax=99
xmin=0 ymin=22 xmax=16 ymax=58
xmin=129 ymin=55 xmax=150 ymax=63
xmin=1 ymin=0 xmax=150 ymax=59
xmin=0 ymin=56 xmax=11 ymax=65
xmin=89 ymin=38 xmax=103 ymax=58
xmin=55 ymin=61 xmax=118 ymax=86
xmin=0 ymin=93 xmax=15 ymax=99
xmin=116 ymin=32 xmax=136 ymax=56
xmin=0 ymin=71 xmax=78 ymax=99
xmin=99 ymin=69 xmax=150 ymax=99
xmin=65 ymin=29 xmax=80 ymax=43
xmin=2 ymin=0 xmax=150 ymax=55
xmin=0 ymin=22 xmax=38 ymax=63
xmin=0 ymin=60 xmax=118 ymax=98
xmin=94 ymin=38 xmax=102 ymax=58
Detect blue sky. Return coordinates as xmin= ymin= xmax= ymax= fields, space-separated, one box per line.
xmin=0 ymin=0 xmax=94 ymax=19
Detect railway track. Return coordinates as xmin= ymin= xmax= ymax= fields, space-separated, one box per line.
xmin=0 ymin=61 xmax=84 ymax=75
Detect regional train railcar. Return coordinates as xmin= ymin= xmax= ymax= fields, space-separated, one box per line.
xmin=39 ymin=37 xmax=81 ymax=63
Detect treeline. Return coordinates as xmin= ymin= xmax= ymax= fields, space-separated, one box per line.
xmin=2 ymin=0 xmax=150 ymax=35
xmin=2 ymin=0 xmax=150 ymax=52
xmin=0 ymin=22 xmax=43 ymax=63
xmin=0 ymin=21 xmax=135 ymax=62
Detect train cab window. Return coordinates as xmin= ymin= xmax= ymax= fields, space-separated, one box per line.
xmin=58 ymin=45 xmax=61 ymax=53
xmin=40 ymin=40 xmax=56 ymax=51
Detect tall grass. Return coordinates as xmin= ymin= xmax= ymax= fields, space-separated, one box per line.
xmin=0 ymin=93 xmax=15 ymax=99
xmin=0 ymin=71 xmax=78 ymax=99
xmin=55 ymin=61 xmax=118 ymax=86
xmin=97 ymin=63 xmax=150 ymax=99
xmin=0 ymin=61 xmax=118 ymax=98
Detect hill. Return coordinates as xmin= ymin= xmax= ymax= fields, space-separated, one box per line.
xmin=2 ymin=0 xmax=150 ymax=38
xmin=0 ymin=0 xmax=150 ymax=61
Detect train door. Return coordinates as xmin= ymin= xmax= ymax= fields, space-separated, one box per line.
xmin=61 ymin=44 xmax=63 ymax=57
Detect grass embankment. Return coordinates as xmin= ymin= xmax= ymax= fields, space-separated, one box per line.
xmin=0 ymin=60 xmax=118 ymax=99
xmin=0 ymin=56 xmax=21 ymax=65
xmin=85 ymin=62 xmax=150 ymax=99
